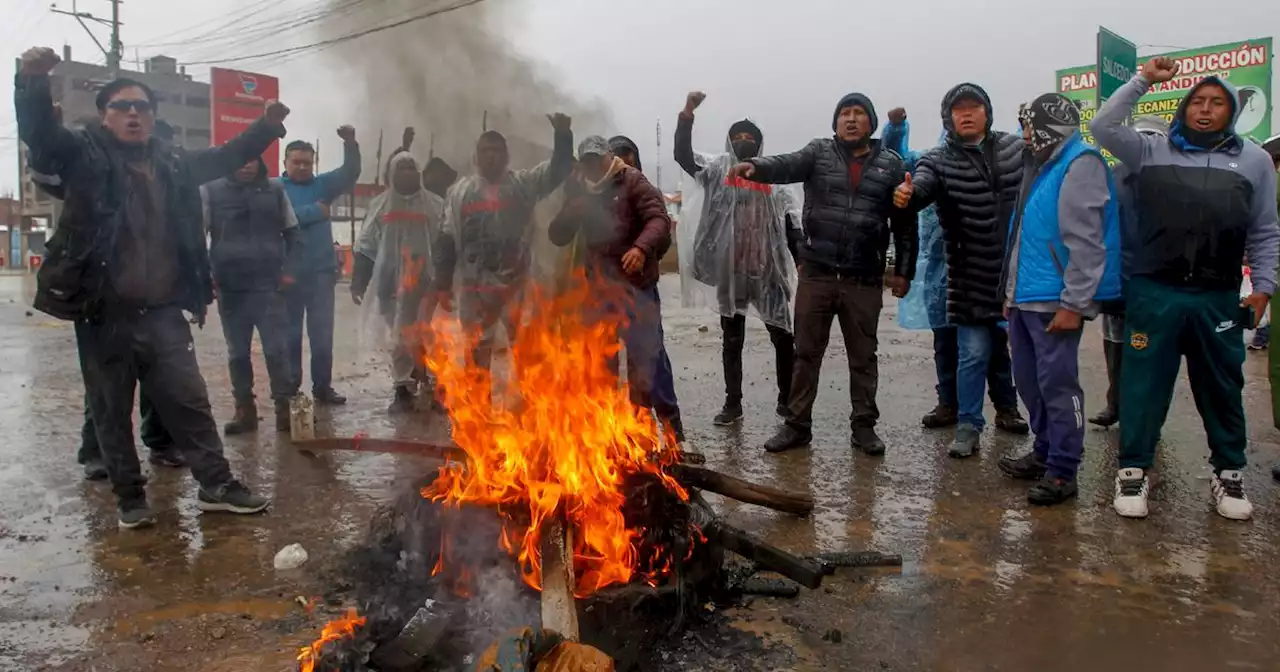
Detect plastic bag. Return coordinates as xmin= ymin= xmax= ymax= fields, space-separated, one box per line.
xmin=273 ymin=543 xmax=308 ymax=570
xmin=897 ymin=203 xmax=949 ymax=330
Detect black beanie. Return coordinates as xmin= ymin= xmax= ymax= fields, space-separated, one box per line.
xmin=832 ymin=93 xmax=878 ymax=134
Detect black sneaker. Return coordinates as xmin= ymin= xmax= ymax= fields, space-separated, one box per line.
xmin=1088 ymin=405 xmax=1119 ymax=428
xmin=118 ymin=500 xmax=156 ymax=530
xmin=998 ymin=452 xmax=1047 ymax=480
xmin=763 ymin=426 xmax=812 ymax=453
xmin=388 ymin=386 xmax=416 ymax=414
xmin=714 ymin=401 xmax=744 ymax=426
xmin=313 ymin=387 xmax=347 ymax=406
xmin=148 ymin=450 xmax=186 ymax=469
xmin=83 ymin=458 xmax=109 ymax=481
xmin=949 ymin=424 xmax=981 ymax=458
xmin=994 ymin=408 xmax=1030 ymax=435
xmin=1028 ymin=475 xmax=1078 ymax=506
xmin=850 ymin=426 xmax=886 ymax=456
xmin=197 ymin=481 xmax=271 ymax=515
xmin=921 ymin=404 xmax=958 ymax=429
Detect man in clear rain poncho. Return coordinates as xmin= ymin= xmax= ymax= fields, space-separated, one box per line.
xmin=351 ymin=150 xmax=445 ymax=413
xmin=435 ymin=115 xmax=575 ymax=386
xmin=674 ymin=91 xmax=800 ymax=426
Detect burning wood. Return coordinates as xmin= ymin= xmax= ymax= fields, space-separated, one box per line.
xmin=297 ymin=608 xmax=366 ymax=672
xmin=539 ymin=517 xmax=580 ymax=641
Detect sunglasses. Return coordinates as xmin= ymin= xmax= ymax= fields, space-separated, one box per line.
xmin=106 ymin=99 xmax=154 ymax=114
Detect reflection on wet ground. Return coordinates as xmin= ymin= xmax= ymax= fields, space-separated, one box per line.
xmin=1 ymin=274 xmax=1278 ymax=670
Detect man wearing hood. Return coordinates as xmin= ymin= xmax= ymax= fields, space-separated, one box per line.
xmin=998 ymin=94 xmax=1121 ymax=505
xmin=674 ymin=91 xmax=800 ymax=427
xmin=1090 ymin=115 xmax=1170 ymax=429
xmin=1094 ymin=58 xmax=1280 ymax=521
xmin=608 ymin=133 xmax=682 ymax=438
xmin=436 ymin=114 xmax=574 ymax=388
xmin=549 ymin=136 xmax=678 ymax=434
xmin=201 ymin=157 xmax=303 ymax=435
xmin=351 ymin=151 xmax=445 ymax=413
xmin=894 ymin=83 xmax=1030 ymax=459
xmin=728 ymin=92 xmax=916 ymax=456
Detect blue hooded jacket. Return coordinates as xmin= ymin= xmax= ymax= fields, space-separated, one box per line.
xmin=274 ymin=141 xmax=362 ymax=275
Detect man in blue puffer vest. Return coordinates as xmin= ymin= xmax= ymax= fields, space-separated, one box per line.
xmin=998 ymin=93 xmax=1121 ymax=506
xmin=275 ymin=129 xmax=362 ymax=405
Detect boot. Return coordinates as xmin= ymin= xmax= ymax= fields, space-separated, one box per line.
xmin=275 ymin=400 xmax=291 ymax=432
xmin=223 ymin=401 xmax=258 ymax=436
xmin=388 ymin=386 xmax=416 ymax=414
xmin=1090 ymin=341 xmax=1122 ymax=427
xmin=921 ymin=404 xmax=958 ymax=429
xmin=994 ymin=407 xmax=1030 ymax=435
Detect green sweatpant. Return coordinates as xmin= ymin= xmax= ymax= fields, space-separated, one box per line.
xmin=1119 ymin=277 xmax=1248 ymax=472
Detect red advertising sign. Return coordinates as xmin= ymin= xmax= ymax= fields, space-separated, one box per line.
xmin=211 ymin=67 xmax=281 ymax=177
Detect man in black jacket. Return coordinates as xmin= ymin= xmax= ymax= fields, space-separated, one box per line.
xmin=16 ymin=46 xmax=279 ymax=529
xmin=729 ymin=92 xmax=917 ymax=455
xmin=201 ymin=157 xmax=302 ymax=435
xmin=894 ymin=83 xmax=1029 ymax=458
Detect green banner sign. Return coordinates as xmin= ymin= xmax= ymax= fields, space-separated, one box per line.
xmin=1096 ymin=27 xmax=1137 ymax=108
xmin=1057 ymin=38 xmax=1274 ymax=151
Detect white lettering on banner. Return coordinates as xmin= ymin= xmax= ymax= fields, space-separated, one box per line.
xmin=219 ymin=114 xmax=257 ymax=125
xmin=1171 ymin=45 xmax=1267 ymax=78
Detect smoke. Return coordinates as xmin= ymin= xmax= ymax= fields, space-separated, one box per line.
xmin=315 ymin=0 xmax=612 ymax=178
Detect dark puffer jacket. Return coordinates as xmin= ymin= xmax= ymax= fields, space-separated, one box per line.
xmin=743 ymin=102 xmax=916 ymax=280
xmin=909 ymin=83 xmax=1024 ymax=324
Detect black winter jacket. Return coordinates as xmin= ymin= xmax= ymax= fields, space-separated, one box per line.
xmin=15 ymin=73 xmax=285 ymax=323
xmin=747 ymin=138 xmax=917 ymax=281
xmin=910 ymin=132 xmax=1024 ymax=323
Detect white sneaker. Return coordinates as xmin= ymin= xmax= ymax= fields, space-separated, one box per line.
xmin=1211 ymin=470 xmax=1253 ymax=521
xmin=1113 ymin=468 xmax=1150 ymax=518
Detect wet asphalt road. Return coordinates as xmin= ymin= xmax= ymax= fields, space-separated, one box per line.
xmin=2 ymin=272 xmax=1279 ymax=671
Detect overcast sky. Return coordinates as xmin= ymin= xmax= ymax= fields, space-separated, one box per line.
xmin=2 ymin=0 xmax=1278 ymax=196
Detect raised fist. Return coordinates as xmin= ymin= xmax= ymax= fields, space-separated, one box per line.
xmin=401 ymin=126 xmax=415 ymax=149
xmin=1141 ymin=57 xmax=1179 ymax=84
xmin=887 ymin=107 xmax=907 ymax=125
xmin=685 ymin=91 xmax=707 ymax=113
xmin=337 ymin=125 xmax=356 ymax=142
xmin=264 ymin=100 xmax=290 ymax=124
xmin=19 ymin=47 xmax=60 ymax=76
xmin=547 ymin=113 xmax=572 ymax=133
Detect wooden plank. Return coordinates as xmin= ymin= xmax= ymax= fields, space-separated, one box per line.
xmin=672 ymin=465 xmax=814 ymax=516
xmin=539 ymin=517 xmax=580 ymax=640
xmin=708 ymin=522 xmax=824 ymax=590
xmin=293 ymin=437 xmax=467 ymax=462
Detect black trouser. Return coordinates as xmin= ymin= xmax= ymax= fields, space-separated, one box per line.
xmin=218 ymin=289 xmax=293 ymax=403
xmin=77 ymin=306 xmax=234 ymax=504
xmin=785 ymin=267 xmax=883 ymax=433
xmin=79 ymin=390 xmax=174 ymax=464
xmin=721 ymin=314 xmax=794 ymax=406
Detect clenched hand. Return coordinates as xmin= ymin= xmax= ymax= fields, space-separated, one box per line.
xmin=890 ymin=276 xmax=910 ymax=298
xmin=1045 ymin=308 xmax=1083 ymax=333
xmin=621 ymin=247 xmax=646 ymax=275
xmin=893 ymin=173 xmax=914 ymax=209
xmin=1242 ymin=292 xmax=1269 ymax=328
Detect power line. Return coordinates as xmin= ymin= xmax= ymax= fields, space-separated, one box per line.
xmin=170 ymin=0 xmax=370 ymax=64
xmin=178 ymin=0 xmax=487 ymax=67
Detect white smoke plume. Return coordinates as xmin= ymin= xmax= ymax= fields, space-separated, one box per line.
xmin=314 ymin=0 xmax=612 ymax=177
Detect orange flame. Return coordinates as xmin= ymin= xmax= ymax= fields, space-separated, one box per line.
xmin=297 ymin=608 xmax=366 ymax=672
xmin=415 ymin=272 xmax=687 ymax=597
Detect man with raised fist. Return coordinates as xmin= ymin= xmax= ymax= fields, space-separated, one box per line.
xmin=1094 ymin=56 xmax=1280 ymax=522
xmin=16 ymin=45 xmax=284 ymax=529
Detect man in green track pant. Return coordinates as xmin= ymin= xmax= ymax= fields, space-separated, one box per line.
xmin=1095 ymin=59 xmax=1280 ymax=521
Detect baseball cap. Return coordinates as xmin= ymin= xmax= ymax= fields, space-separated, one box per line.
xmin=577 ymin=135 xmax=610 ymax=158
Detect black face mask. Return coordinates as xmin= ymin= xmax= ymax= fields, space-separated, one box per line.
xmin=732 ymin=139 xmax=758 ymax=160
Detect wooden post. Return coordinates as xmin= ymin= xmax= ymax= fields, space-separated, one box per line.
xmin=539 ymin=516 xmax=579 ymax=640
xmin=289 ymin=393 xmax=315 ymax=443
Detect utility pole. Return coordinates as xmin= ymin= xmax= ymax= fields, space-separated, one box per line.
xmin=51 ymin=0 xmax=123 ymax=74
xmin=655 ymin=117 xmax=663 ymax=193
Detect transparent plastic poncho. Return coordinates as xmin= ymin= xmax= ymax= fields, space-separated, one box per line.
xmin=356 ymin=151 xmax=444 ymax=352
xmin=677 ymin=140 xmax=799 ymax=333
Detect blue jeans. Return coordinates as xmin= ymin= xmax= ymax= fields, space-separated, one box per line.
xmin=956 ymin=323 xmax=1007 ymax=430
xmin=285 ymin=271 xmax=336 ymax=393
xmin=608 ymin=283 xmax=680 ymax=421
xmin=933 ymin=326 xmax=1017 ymax=409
